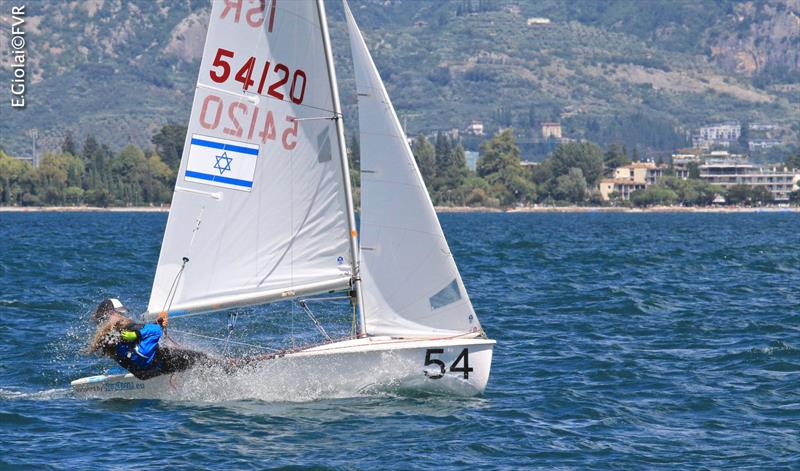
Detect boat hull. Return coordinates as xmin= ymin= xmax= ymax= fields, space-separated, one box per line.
xmin=71 ymin=336 xmax=495 ymax=401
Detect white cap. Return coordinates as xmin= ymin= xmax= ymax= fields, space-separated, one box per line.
xmin=109 ymin=298 xmax=127 ymax=312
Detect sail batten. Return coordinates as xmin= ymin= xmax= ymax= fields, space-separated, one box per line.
xmin=148 ymin=1 xmax=353 ymax=317
xmin=344 ymin=2 xmax=482 ymax=337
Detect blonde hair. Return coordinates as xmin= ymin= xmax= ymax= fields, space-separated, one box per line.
xmin=87 ymin=313 xmax=131 ymax=354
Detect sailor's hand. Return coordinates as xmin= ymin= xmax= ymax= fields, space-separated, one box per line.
xmin=156 ymin=312 xmax=169 ymax=329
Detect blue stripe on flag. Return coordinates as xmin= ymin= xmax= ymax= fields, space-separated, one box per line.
xmin=190 ymin=138 xmax=259 ymax=156
xmin=185 ymin=170 xmax=254 ymax=188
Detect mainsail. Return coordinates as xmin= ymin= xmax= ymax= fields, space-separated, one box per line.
xmin=344 ymin=3 xmax=482 ymax=337
xmin=148 ymin=0 xmax=353 ymax=316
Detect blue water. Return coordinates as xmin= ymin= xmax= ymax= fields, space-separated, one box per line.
xmin=1 ymin=212 xmax=799 ymax=469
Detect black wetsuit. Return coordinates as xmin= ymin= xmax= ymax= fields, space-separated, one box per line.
xmin=110 ymin=321 xmax=216 ymax=380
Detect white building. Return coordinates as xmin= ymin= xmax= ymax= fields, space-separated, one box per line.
xmin=749 ymin=123 xmax=777 ymax=132
xmin=466 ymin=121 xmax=484 ymax=136
xmin=527 ymin=17 xmax=551 ymax=25
xmin=699 ymin=158 xmax=799 ymax=202
xmin=692 ymin=121 xmax=741 ymax=149
xmin=748 ymin=139 xmax=782 ymax=151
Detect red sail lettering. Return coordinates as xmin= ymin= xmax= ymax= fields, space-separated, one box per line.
xmin=268 ymin=64 xmax=289 ymax=100
xmin=223 ymin=102 xmax=248 ymax=137
xmin=220 ymin=0 xmax=243 ymax=22
xmin=221 ymin=0 xmax=276 ymax=30
xmin=246 ymin=0 xmax=266 ymax=27
xmin=234 ymin=56 xmax=256 ymax=90
xmin=199 ymin=95 xmax=223 ymax=130
xmin=282 ymin=116 xmax=298 ymax=150
xmin=267 ymin=0 xmax=277 ymax=32
xmin=259 ymin=110 xmax=277 ymax=143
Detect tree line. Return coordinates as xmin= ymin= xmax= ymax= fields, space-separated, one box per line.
xmin=410 ymin=129 xmax=800 ymax=208
xmin=0 ymin=127 xmax=182 ymax=207
xmin=1 ymin=125 xmax=798 ymax=208
xmin=410 ymin=129 xmax=612 ymax=207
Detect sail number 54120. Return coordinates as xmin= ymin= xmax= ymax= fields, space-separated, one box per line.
xmin=424 ymin=348 xmax=473 ymax=379
xmin=199 ymin=94 xmax=298 ymax=151
xmin=209 ymin=47 xmax=307 ymax=105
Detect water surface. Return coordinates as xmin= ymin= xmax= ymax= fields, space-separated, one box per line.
xmin=1 ymin=212 xmax=798 ymax=469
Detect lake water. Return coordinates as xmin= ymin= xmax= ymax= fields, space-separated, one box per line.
xmin=1 ymin=212 xmax=798 ymax=469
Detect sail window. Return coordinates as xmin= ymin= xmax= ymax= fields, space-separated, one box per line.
xmin=429 ymin=279 xmax=462 ymax=310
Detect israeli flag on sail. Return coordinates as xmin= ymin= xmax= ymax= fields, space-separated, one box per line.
xmin=184 ymin=134 xmax=260 ymax=192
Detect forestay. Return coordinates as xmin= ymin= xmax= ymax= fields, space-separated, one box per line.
xmin=344 ymin=3 xmax=482 ymax=337
xmin=148 ymin=0 xmax=352 ymax=317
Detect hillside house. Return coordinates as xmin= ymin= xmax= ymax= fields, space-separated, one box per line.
xmin=541 ymin=122 xmax=562 ymax=140
xmin=466 ymin=121 xmax=484 ymax=136
xmin=692 ymin=121 xmax=741 ymax=149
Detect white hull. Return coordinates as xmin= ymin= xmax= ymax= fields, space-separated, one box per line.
xmin=71 ymin=336 xmax=495 ymax=401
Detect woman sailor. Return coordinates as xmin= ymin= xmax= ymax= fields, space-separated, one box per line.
xmin=88 ymin=298 xmax=214 ymax=379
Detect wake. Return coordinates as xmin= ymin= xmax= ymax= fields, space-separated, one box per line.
xmin=0 ymin=387 xmax=72 ymax=401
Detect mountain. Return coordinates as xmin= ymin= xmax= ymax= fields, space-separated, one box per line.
xmin=0 ymin=0 xmax=797 ymax=158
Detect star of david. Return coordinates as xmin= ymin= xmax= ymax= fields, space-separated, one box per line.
xmin=213 ymin=152 xmax=233 ymax=175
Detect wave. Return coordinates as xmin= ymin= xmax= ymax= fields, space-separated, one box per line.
xmin=0 ymin=387 xmax=71 ymax=401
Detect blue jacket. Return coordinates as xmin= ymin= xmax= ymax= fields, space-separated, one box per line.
xmin=115 ymin=323 xmax=163 ymax=370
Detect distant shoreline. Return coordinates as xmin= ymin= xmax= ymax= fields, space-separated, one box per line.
xmin=0 ymin=206 xmax=169 ymax=212
xmin=2 ymin=205 xmax=797 ymax=214
xmin=437 ymin=206 xmax=799 ymax=213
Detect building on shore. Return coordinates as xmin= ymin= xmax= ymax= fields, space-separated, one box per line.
xmin=671 ymin=151 xmax=800 ymax=202
xmin=600 ymin=149 xmax=800 ymax=204
xmin=599 ymin=161 xmax=664 ymax=201
xmin=612 ymin=162 xmax=663 ymax=185
xmin=598 ymin=179 xmax=647 ymax=201
xmin=671 ymin=153 xmax=703 ymax=179
xmin=698 ymin=158 xmax=799 ymax=202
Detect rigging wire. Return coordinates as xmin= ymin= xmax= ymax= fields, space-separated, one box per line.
xmin=297 ymin=300 xmax=332 ymax=342
xmin=351 ymin=301 xmax=357 ymax=338
xmin=167 ymin=328 xmax=280 ymax=353
xmin=160 ymin=256 xmax=189 ymax=315
xmin=298 ymin=295 xmax=352 ymax=303
xmin=221 ymin=312 xmax=238 ymax=357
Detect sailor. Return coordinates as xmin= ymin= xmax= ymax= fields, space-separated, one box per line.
xmin=88 ymin=298 xmax=215 ymax=380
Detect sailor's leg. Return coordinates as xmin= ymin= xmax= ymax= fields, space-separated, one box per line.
xmin=130 ymin=367 xmax=164 ymax=380
xmin=114 ymin=356 xmax=162 ymax=380
xmin=157 ymin=347 xmax=216 ymax=374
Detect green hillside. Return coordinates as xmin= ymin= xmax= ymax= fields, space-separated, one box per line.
xmin=0 ymin=0 xmax=797 ymax=159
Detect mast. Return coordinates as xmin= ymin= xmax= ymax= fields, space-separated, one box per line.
xmin=316 ymin=0 xmax=367 ymax=336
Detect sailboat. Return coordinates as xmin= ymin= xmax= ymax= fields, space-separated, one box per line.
xmin=72 ymin=0 xmax=494 ymax=400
